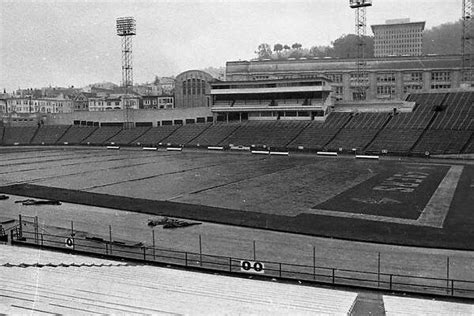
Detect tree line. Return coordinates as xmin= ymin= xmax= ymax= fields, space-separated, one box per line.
xmin=254 ymin=20 xmax=463 ymax=60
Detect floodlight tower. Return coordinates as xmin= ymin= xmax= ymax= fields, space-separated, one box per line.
xmin=349 ymin=0 xmax=372 ymax=100
xmin=116 ymin=16 xmax=136 ymax=128
xmin=462 ymin=0 xmax=472 ymax=84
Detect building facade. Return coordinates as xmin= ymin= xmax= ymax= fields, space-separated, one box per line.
xmin=371 ymin=19 xmax=425 ymax=57
xmin=4 ymin=95 xmax=73 ymax=114
xmin=174 ymin=70 xmax=214 ymax=108
xmin=210 ymin=77 xmax=333 ymax=122
xmin=88 ymin=94 xmax=140 ymax=111
xmin=141 ymin=95 xmax=174 ymax=110
xmin=225 ymin=54 xmax=470 ymax=101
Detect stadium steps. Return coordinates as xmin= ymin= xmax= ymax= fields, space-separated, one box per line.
xmin=57 ymin=126 xmax=99 ymax=145
xmin=408 ymin=110 xmax=439 ymax=154
xmin=80 ymin=126 xmax=123 ymax=145
xmin=160 ymin=123 xmax=212 ymax=146
xmin=366 ymin=129 xmax=424 ymax=155
xmin=412 ymin=130 xmax=472 ymax=155
xmin=461 ymin=132 xmax=474 ymax=154
xmin=187 ymin=123 xmax=241 ymax=147
xmin=283 ymin=121 xmax=313 ymax=148
xmin=106 ymin=126 xmax=152 ymax=145
xmin=2 ymin=126 xmax=38 ymax=145
xmin=363 ymin=113 xmax=393 ymax=152
xmin=30 ymin=125 xmax=72 ymax=145
xmin=431 ymin=91 xmax=473 ymax=130
xmin=0 ymin=244 xmax=357 ymax=315
xmin=383 ymin=295 xmax=474 ymax=315
xmin=132 ymin=125 xmax=180 ymax=146
xmin=320 ymin=113 xmax=354 ymax=149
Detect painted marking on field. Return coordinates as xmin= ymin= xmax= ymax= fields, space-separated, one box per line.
xmin=417 ymin=165 xmax=464 ymax=228
xmin=309 ymin=164 xmax=463 ymax=227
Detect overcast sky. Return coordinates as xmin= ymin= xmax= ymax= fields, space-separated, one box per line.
xmin=0 ymin=0 xmax=462 ymax=91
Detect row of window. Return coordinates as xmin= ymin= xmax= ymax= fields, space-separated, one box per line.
xmin=333 ymin=81 xmax=449 ymax=96
xmin=182 ymin=78 xmax=206 ymax=95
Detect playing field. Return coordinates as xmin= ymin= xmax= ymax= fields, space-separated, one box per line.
xmin=0 ymin=146 xmax=473 ymax=251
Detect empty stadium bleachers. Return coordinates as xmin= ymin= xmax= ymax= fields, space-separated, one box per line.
xmin=187 ymin=123 xmax=240 ymax=147
xmin=30 ymin=125 xmax=71 ymax=145
xmin=57 ymin=126 xmax=98 ymax=144
xmin=2 ymin=126 xmax=38 ymax=145
xmin=80 ymin=126 xmax=122 ymax=145
xmin=288 ymin=124 xmax=338 ymax=151
xmin=412 ymin=130 xmax=472 ymax=155
xmin=430 ymin=91 xmax=473 ymax=130
xmin=366 ymin=129 xmax=424 ymax=154
xmin=0 ymin=91 xmax=471 ymax=156
xmin=132 ymin=125 xmax=180 ymax=146
xmin=161 ymin=123 xmax=211 ymax=146
xmin=221 ymin=121 xmax=309 ymax=148
xmin=328 ymin=129 xmax=381 ymax=152
xmin=106 ymin=126 xmax=151 ymax=145
xmin=0 ymin=244 xmax=358 ymax=315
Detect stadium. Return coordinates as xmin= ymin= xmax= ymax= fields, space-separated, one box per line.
xmin=1 ymin=1 xmax=474 ymax=315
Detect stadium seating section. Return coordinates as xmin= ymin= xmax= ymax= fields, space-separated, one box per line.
xmin=221 ymin=121 xmax=309 ymax=148
xmin=106 ymin=126 xmax=151 ymax=145
xmin=0 ymin=91 xmax=472 ymax=156
xmin=187 ymin=123 xmax=240 ymax=147
xmin=81 ymin=126 xmax=122 ymax=145
xmin=57 ymin=126 xmax=98 ymax=144
xmin=2 ymin=126 xmax=38 ymax=145
xmin=133 ymin=125 xmax=180 ymax=146
xmin=30 ymin=125 xmax=71 ymax=145
xmin=161 ymin=123 xmax=211 ymax=146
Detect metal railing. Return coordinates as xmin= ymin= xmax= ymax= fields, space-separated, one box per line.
xmin=10 ymin=223 xmax=474 ymax=299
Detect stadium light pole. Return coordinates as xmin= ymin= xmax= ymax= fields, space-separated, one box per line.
xmin=462 ymin=0 xmax=472 ymax=85
xmin=116 ymin=16 xmax=136 ymax=129
xmin=349 ymin=0 xmax=372 ymax=101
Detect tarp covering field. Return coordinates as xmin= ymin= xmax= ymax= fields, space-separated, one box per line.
xmin=0 ymin=147 xmax=473 ymax=250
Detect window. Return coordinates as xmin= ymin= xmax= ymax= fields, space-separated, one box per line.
xmin=431 ymin=84 xmax=451 ymax=90
xmin=326 ymin=73 xmax=342 ymax=83
xmin=334 ymin=86 xmax=343 ymax=95
xmin=431 ymin=72 xmax=450 ymax=82
xmin=403 ymin=72 xmax=422 ymax=82
xmin=377 ymin=72 xmax=396 ymax=82
xmin=377 ymin=85 xmax=396 ymax=95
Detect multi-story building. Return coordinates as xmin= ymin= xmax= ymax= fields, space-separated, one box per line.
xmin=141 ymin=95 xmax=174 ymax=110
xmin=88 ymin=94 xmax=140 ymax=111
xmin=225 ymin=54 xmax=471 ymax=101
xmin=371 ymin=19 xmax=425 ymax=57
xmin=4 ymin=95 xmax=73 ymax=114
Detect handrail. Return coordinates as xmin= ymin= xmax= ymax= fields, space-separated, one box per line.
xmin=14 ymin=228 xmax=474 ymax=299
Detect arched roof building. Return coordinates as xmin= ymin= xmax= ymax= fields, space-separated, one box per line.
xmin=174 ymin=70 xmax=215 ymax=108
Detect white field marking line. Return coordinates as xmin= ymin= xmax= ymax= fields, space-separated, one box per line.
xmin=417 ymin=165 xmax=464 ymax=228
xmin=308 ymin=208 xmax=417 ymax=225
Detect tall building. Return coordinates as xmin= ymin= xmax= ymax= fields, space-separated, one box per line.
xmin=371 ymin=19 xmax=425 ymax=57
xmin=225 ymin=54 xmax=469 ymax=101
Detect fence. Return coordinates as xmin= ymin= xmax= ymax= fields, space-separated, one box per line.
xmin=8 ymin=215 xmax=474 ymax=299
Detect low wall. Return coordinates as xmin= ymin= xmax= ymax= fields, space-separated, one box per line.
xmin=45 ymin=107 xmax=213 ymax=127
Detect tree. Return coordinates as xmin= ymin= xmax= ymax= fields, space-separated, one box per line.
xmin=283 ymin=44 xmax=291 ymax=50
xmin=331 ymin=34 xmax=374 ymax=58
xmin=291 ymin=43 xmax=302 ymax=50
xmin=273 ymin=43 xmax=283 ymax=53
xmin=309 ymin=45 xmax=333 ymax=57
xmin=423 ymin=20 xmax=462 ymax=55
xmin=273 ymin=43 xmax=283 ymax=59
xmin=255 ymin=43 xmax=272 ymax=59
